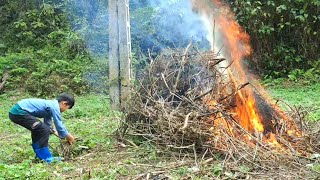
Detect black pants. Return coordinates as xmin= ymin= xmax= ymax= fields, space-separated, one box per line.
xmin=9 ymin=112 xmax=50 ymax=148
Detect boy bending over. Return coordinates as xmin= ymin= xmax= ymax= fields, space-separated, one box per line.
xmin=9 ymin=93 xmax=75 ymax=163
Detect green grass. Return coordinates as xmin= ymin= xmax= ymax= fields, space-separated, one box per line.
xmin=267 ymin=82 xmax=320 ymax=121
xmin=0 ymin=82 xmax=319 ymax=179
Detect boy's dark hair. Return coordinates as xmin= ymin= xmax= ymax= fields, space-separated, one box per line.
xmin=57 ymin=93 xmax=75 ymax=109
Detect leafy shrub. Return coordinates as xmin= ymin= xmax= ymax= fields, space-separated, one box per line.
xmin=0 ymin=1 xmax=104 ymax=96
xmin=0 ymin=46 xmax=91 ymax=96
xmin=229 ymin=0 xmax=320 ymax=79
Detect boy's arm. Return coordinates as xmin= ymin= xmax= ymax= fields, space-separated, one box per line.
xmin=51 ymin=108 xmax=69 ymax=139
xmin=51 ymin=108 xmax=75 ymax=144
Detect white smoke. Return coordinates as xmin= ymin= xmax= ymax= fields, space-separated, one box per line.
xmin=144 ymin=0 xmax=211 ymax=50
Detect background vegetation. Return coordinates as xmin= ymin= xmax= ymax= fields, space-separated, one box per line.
xmin=1 ymin=0 xmax=319 ymax=96
xmin=228 ymin=0 xmax=320 ymax=81
xmin=0 ymin=0 xmax=107 ymax=96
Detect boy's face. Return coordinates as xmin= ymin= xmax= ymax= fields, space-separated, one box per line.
xmin=59 ymin=101 xmax=71 ymax=113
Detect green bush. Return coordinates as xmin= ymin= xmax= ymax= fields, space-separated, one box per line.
xmin=0 ymin=1 xmax=106 ymax=96
xmin=229 ymin=0 xmax=320 ymax=80
xmin=0 ymin=47 xmax=91 ymax=96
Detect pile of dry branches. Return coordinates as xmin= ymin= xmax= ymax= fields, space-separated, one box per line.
xmin=121 ymin=45 xmax=320 ymax=179
xmin=123 ymin=45 xmax=226 ymax=149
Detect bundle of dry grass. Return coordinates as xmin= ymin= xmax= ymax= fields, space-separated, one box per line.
xmin=54 ymin=138 xmax=88 ymax=160
xmin=58 ymin=139 xmax=74 ymax=160
xmin=121 ymin=45 xmax=320 ymax=179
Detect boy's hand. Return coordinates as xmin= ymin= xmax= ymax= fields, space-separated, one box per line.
xmin=66 ymin=134 xmax=75 ymax=145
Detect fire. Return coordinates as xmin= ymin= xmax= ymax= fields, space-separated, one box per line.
xmin=265 ymin=133 xmax=282 ymax=148
xmin=234 ymin=90 xmax=264 ymax=133
xmin=192 ymin=0 xmax=301 ymax=148
xmin=201 ymin=0 xmax=264 ymax=135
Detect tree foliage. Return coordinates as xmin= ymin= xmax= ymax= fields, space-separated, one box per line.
xmin=1 ymin=0 xmax=319 ymax=96
xmin=0 ymin=0 xmax=96 ymax=96
xmin=228 ymin=0 xmax=320 ymax=81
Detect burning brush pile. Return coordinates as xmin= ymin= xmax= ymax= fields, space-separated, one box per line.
xmin=121 ymin=45 xmax=320 ymax=178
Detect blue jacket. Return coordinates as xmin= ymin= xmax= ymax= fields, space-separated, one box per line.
xmin=16 ymin=98 xmax=69 ymax=138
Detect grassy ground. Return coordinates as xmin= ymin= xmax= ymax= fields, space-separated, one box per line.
xmin=0 ymin=82 xmax=319 ymax=179
xmin=0 ymin=92 xmax=222 ymax=179
xmin=266 ymin=82 xmax=320 ymax=121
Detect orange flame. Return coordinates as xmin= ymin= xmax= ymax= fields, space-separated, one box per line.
xmin=234 ymin=90 xmax=264 ymax=133
xmin=191 ymin=0 xmax=300 ymax=148
xmin=202 ymin=0 xmax=265 ymax=135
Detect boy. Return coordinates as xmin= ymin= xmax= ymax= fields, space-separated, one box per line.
xmin=8 ymin=93 xmax=75 ymax=163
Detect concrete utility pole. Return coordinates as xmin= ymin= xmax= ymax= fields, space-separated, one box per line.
xmin=108 ymin=0 xmax=132 ymax=110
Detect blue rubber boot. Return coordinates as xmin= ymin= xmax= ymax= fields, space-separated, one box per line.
xmin=32 ymin=143 xmax=40 ymax=151
xmin=32 ymin=144 xmax=61 ymax=163
xmin=32 ymin=143 xmax=40 ymax=160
